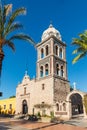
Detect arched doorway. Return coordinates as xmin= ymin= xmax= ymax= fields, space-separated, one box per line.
xmin=22 ymin=100 xmax=28 ymax=114
xmin=70 ymin=93 xmax=83 ymax=115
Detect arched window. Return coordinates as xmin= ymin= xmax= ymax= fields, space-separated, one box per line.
xmin=56 ymin=64 xmax=59 ymax=75
xmin=46 ymin=45 xmax=49 ymax=56
xmin=63 ymin=103 xmax=66 ymax=111
xmin=41 ymin=48 xmax=44 ymax=58
xmin=59 ymin=48 xmax=62 ymax=58
xmin=56 ymin=103 xmax=59 ymax=111
xmin=45 ymin=64 xmax=49 ymax=76
xmin=60 ymin=66 xmax=63 ymax=77
xmin=55 ymin=45 xmax=58 ymax=55
xmin=40 ymin=66 xmax=43 ymax=77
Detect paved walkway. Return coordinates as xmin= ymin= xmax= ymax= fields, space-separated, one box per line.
xmin=64 ymin=118 xmax=87 ymax=128
xmin=0 ymin=117 xmax=87 ymax=130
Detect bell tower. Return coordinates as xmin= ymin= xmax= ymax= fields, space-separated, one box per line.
xmin=36 ymin=24 xmax=68 ymax=81
xmin=36 ymin=24 xmax=70 ymax=103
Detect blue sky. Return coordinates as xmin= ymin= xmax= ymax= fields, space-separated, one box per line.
xmin=0 ymin=0 xmax=87 ymax=99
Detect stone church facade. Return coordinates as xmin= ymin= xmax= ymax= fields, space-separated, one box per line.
xmin=16 ymin=24 xmax=86 ymax=119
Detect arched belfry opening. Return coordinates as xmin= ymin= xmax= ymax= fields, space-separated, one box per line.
xmin=70 ymin=93 xmax=83 ymax=115
xmin=22 ymin=100 xmax=28 ymax=114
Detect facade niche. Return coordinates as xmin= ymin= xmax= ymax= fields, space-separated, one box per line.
xmin=24 ymin=87 xmax=26 ymax=95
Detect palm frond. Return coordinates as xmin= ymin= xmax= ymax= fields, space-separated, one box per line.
xmin=72 ymin=39 xmax=87 ymax=50
xmin=72 ymin=52 xmax=86 ymax=64
xmin=9 ymin=34 xmax=36 ymax=46
xmin=0 ymin=4 xmax=12 ymax=38
xmin=2 ymin=5 xmax=7 ymax=26
xmin=0 ymin=6 xmax=2 ymax=37
xmin=72 ymin=47 xmax=85 ymax=54
xmin=4 ymin=23 xmax=23 ymax=37
xmin=5 ymin=7 xmax=26 ymax=35
xmin=4 ymin=4 xmax=12 ymax=16
xmin=72 ymin=31 xmax=87 ymax=63
xmin=2 ymin=4 xmax=13 ymax=27
xmin=72 ymin=38 xmax=83 ymax=45
xmin=1 ymin=5 xmax=9 ymax=38
xmin=79 ymin=32 xmax=87 ymax=42
xmin=0 ymin=3 xmax=3 ymax=38
xmin=4 ymin=40 xmax=15 ymax=51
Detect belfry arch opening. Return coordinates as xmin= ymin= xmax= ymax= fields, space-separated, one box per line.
xmin=70 ymin=93 xmax=83 ymax=115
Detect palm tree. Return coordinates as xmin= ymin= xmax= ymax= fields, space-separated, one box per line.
xmin=72 ymin=30 xmax=87 ymax=64
xmin=0 ymin=1 xmax=35 ymax=76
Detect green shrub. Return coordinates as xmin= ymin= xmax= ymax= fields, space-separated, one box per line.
xmin=50 ymin=111 xmax=54 ymax=118
xmin=37 ymin=112 xmax=41 ymax=117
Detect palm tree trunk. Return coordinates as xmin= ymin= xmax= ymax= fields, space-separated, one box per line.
xmin=0 ymin=49 xmax=4 ymax=76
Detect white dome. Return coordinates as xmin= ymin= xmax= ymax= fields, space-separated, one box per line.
xmin=41 ymin=24 xmax=62 ymax=41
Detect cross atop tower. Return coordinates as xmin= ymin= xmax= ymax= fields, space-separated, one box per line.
xmin=25 ymin=70 xmax=28 ymax=76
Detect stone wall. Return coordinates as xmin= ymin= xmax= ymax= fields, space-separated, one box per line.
xmin=54 ymin=77 xmax=70 ymax=102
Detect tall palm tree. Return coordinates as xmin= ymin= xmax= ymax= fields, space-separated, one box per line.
xmin=0 ymin=2 xmax=35 ymax=76
xmin=72 ymin=30 xmax=87 ymax=64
